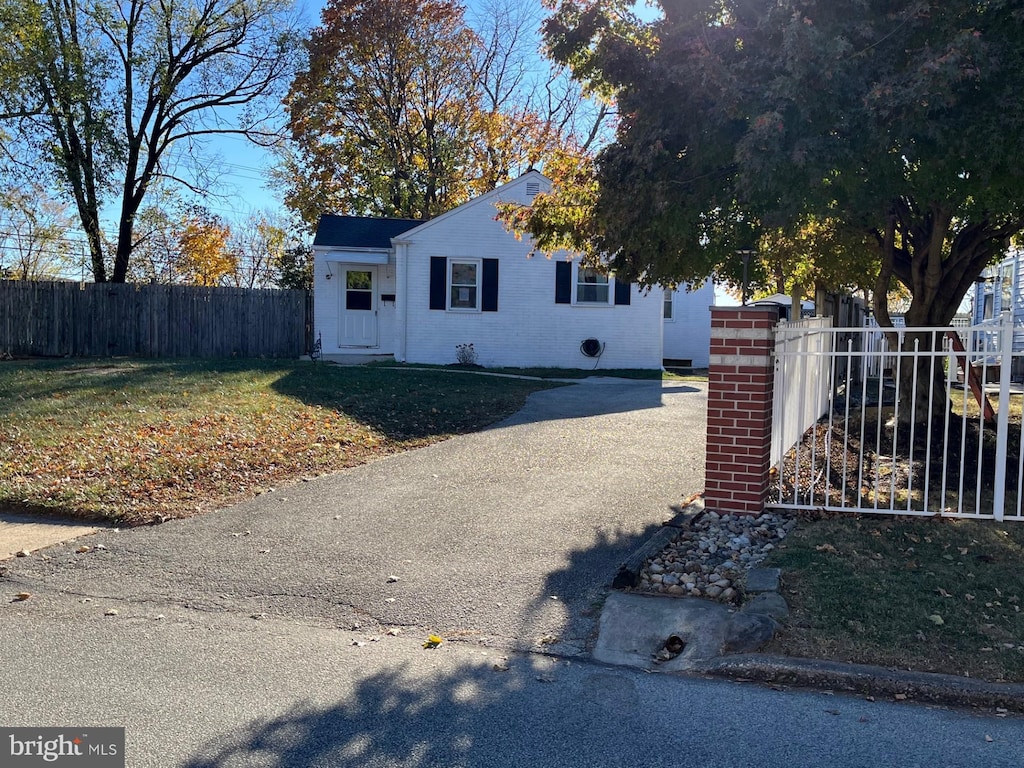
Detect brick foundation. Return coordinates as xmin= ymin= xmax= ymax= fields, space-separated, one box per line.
xmin=704 ymin=306 xmax=780 ymax=516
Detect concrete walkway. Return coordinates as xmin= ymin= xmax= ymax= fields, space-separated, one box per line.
xmin=0 ymin=512 xmax=104 ymax=560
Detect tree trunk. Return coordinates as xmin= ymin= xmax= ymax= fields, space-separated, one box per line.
xmin=894 ymin=329 xmax=949 ymax=426
xmin=874 ymin=202 xmax=1019 ymax=426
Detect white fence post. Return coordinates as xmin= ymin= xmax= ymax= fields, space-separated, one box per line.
xmin=993 ymin=311 xmax=1013 ymax=521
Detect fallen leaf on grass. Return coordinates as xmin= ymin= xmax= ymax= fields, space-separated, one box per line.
xmin=815 ymin=543 xmax=839 ymax=554
xmin=423 ymin=634 xmax=443 ymax=649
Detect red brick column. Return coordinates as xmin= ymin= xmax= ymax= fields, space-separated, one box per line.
xmin=704 ymin=306 xmax=781 ymax=516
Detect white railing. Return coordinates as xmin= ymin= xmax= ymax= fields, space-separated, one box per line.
xmin=772 ymin=318 xmax=833 ymax=466
xmin=770 ymin=313 xmax=1024 ymax=521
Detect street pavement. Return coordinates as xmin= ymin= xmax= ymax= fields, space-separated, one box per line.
xmin=1 ymin=377 xmax=1022 ymax=766
xmin=3 ymin=601 xmax=1024 ymax=768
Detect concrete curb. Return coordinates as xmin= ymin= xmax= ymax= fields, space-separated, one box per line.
xmin=612 ymin=498 xmax=704 ymax=589
xmin=605 ymin=499 xmax=1024 ymax=712
xmin=700 ymin=654 xmax=1024 ymax=713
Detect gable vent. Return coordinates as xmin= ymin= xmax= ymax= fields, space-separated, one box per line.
xmin=526 ymin=181 xmax=540 ymax=198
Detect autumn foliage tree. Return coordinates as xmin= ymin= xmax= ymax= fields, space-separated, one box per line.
xmin=229 ymin=212 xmax=290 ymax=289
xmin=0 ymin=183 xmax=75 ymax=280
xmin=0 ymin=0 xmax=301 ymax=282
xmin=176 ymin=212 xmax=235 ymax=287
xmin=282 ymin=0 xmax=606 ymax=225
xmin=522 ymin=1 xmax=1024 ymax=306
xmin=516 ymin=0 xmax=1024 ymax=421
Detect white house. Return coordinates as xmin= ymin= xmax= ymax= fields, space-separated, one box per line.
xmin=971 ymin=249 xmax=1024 ymax=379
xmin=312 ymin=171 xmax=668 ymax=369
xmin=972 ymin=249 xmax=1023 ymax=325
xmin=662 ymin=281 xmax=715 ymax=367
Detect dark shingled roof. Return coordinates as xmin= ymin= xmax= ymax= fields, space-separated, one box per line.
xmin=313 ymin=214 xmax=423 ymax=249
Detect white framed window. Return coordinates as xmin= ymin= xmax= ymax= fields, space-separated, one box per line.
xmin=448 ymin=259 xmax=480 ymax=311
xmin=575 ymin=266 xmax=610 ymax=305
xmin=663 ymin=289 xmax=674 ymax=320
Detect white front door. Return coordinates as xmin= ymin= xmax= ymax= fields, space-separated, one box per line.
xmin=339 ymin=267 xmax=378 ymax=347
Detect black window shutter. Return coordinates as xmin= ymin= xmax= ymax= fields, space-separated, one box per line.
xmin=555 ymin=261 xmax=572 ymax=304
xmin=429 ymin=256 xmax=447 ymax=310
xmin=614 ymin=278 xmax=631 ymax=305
xmin=482 ymin=259 xmax=499 ymax=312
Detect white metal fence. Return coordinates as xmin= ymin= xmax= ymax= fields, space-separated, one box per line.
xmin=772 ymin=318 xmax=832 ymax=466
xmin=769 ymin=313 xmax=1024 ymax=521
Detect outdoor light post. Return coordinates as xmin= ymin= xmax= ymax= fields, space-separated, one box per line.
xmin=737 ymin=249 xmax=755 ymax=306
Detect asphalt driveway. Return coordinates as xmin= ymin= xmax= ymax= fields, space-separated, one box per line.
xmin=3 ymin=377 xmax=707 ymax=654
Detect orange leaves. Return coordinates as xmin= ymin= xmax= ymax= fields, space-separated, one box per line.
xmin=0 ymin=360 xmax=552 ymax=526
xmin=1 ymin=397 xmax=392 ymax=524
xmin=176 ymin=214 xmax=236 ymax=287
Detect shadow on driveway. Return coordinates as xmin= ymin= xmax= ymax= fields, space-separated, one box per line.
xmin=181 ymin=657 xmax=656 ymax=768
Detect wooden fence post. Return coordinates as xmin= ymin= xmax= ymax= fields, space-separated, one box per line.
xmin=704 ymin=306 xmax=781 ymax=516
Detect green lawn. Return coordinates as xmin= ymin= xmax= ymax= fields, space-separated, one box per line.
xmin=0 ymin=359 xmax=562 ymax=525
xmin=763 ymin=514 xmax=1024 ymax=683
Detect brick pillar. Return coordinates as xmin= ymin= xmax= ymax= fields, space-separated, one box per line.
xmin=704 ymin=306 xmax=781 ymax=516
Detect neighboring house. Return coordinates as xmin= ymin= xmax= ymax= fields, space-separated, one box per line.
xmin=311 ymin=171 xmax=664 ymax=369
xmin=662 ymin=281 xmax=715 ymax=368
xmin=971 ymin=249 xmax=1024 ymax=380
xmin=973 ymin=249 xmax=1023 ymax=325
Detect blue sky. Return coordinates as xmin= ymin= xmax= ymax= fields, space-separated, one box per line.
xmin=201 ymin=0 xmax=664 ymax=227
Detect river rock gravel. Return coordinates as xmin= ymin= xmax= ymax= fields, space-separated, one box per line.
xmin=634 ymin=511 xmax=798 ymax=603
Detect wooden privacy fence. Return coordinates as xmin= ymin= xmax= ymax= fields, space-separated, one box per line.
xmin=0 ymin=280 xmax=312 ymax=359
